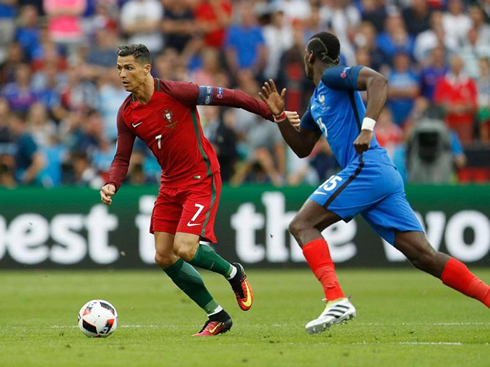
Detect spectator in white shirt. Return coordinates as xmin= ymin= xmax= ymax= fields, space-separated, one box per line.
xmin=442 ymin=0 xmax=472 ymax=48
xmin=120 ymin=0 xmax=164 ymax=53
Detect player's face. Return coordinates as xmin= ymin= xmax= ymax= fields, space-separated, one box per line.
xmin=304 ymin=48 xmax=314 ymax=80
xmin=116 ymin=55 xmax=149 ymax=92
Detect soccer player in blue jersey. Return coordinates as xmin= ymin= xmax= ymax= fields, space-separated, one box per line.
xmin=259 ymin=32 xmax=490 ymax=334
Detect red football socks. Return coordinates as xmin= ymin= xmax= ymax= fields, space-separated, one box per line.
xmin=441 ymin=257 xmax=490 ymax=308
xmin=302 ymin=238 xmax=345 ymax=301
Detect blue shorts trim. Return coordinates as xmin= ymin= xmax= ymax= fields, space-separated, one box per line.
xmin=323 ymin=156 xmax=364 ymax=208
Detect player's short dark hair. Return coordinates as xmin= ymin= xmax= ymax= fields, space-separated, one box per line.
xmin=307 ymin=32 xmax=340 ymax=65
xmin=117 ymin=44 xmax=151 ymax=65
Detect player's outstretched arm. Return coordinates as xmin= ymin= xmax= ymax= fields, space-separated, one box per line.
xmin=160 ymin=80 xmax=275 ymax=121
xmin=259 ymin=79 xmax=321 ymax=158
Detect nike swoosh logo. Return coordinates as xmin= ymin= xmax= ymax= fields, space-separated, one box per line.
xmin=132 ymin=122 xmax=143 ymax=128
xmin=242 ymin=281 xmax=253 ymax=308
xmin=187 ymin=222 xmax=201 ymax=227
xmin=209 ymin=322 xmax=223 ymax=334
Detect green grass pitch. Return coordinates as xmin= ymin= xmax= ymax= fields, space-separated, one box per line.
xmin=0 ymin=268 xmax=489 ymax=367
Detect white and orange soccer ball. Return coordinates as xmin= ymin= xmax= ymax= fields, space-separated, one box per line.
xmin=78 ymin=300 xmax=118 ymax=338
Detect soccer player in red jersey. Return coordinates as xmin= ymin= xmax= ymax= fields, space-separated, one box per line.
xmin=100 ymin=44 xmax=269 ymax=336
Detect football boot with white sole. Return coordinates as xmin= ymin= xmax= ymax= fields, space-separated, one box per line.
xmin=305 ymin=298 xmax=356 ymax=334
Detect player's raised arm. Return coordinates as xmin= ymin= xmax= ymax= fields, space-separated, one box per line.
xmin=354 ymin=67 xmax=388 ymax=122
xmin=322 ymin=66 xmax=388 ymax=154
xmin=322 ymin=66 xmax=388 ymax=121
xmin=259 ymin=79 xmax=321 ymax=158
xmin=353 ymin=68 xmax=388 ymax=154
xmin=101 ymin=108 xmax=136 ymax=205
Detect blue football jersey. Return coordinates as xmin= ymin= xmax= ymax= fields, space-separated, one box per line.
xmin=300 ymin=65 xmax=392 ymax=169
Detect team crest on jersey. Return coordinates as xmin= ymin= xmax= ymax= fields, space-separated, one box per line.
xmin=317 ymin=94 xmax=330 ymax=112
xmin=340 ymin=66 xmax=351 ymax=79
xmin=163 ymin=109 xmax=178 ymax=129
xmin=217 ymin=87 xmax=223 ymax=99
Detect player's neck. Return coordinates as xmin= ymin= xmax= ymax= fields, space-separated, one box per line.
xmin=132 ymin=77 xmax=155 ymax=104
xmin=313 ymin=65 xmax=327 ymax=86
xmin=313 ymin=64 xmax=330 ymax=86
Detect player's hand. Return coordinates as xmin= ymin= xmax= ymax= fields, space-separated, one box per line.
xmin=259 ymin=79 xmax=286 ymax=116
xmin=286 ymin=111 xmax=300 ymax=130
xmin=353 ymin=130 xmax=373 ymax=154
xmin=100 ymin=184 xmax=116 ymax=205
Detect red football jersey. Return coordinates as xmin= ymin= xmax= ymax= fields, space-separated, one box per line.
xmin=107 ymin=78 xmax=273 ymax=190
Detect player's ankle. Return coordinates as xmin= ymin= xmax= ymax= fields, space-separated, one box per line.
xmin=226 ymin=264 xmax=238 ymax=280
xmin=209 ymin=309 xmax=231 ymax=322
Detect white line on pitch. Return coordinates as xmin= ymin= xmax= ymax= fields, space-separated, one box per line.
xmin=351 ymin=342 xmax=463 ymax=346
xmin=357 ymin=322 xmax=489 ymax=326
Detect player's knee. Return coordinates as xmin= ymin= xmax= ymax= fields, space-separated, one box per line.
xmin=173 ymin=241 xmax=197 ymax=262
xmin=154 ymin=251 xmax=176 ymax=268
xmin=289 ymin=218 xmax=305 ymax=241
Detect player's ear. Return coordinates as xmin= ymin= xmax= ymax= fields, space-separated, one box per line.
xmin=307 ymin=50 xmax=315 ymax=64
xmin=144 ymin=64 xmax=151 ymax=75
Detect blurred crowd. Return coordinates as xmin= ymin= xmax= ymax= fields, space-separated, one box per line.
xmin=0 ymin=0 xmax=490 ymax=189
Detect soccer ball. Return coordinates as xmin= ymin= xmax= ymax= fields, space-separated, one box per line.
xmin=78 ymin=300 xmax=118 ymax=338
